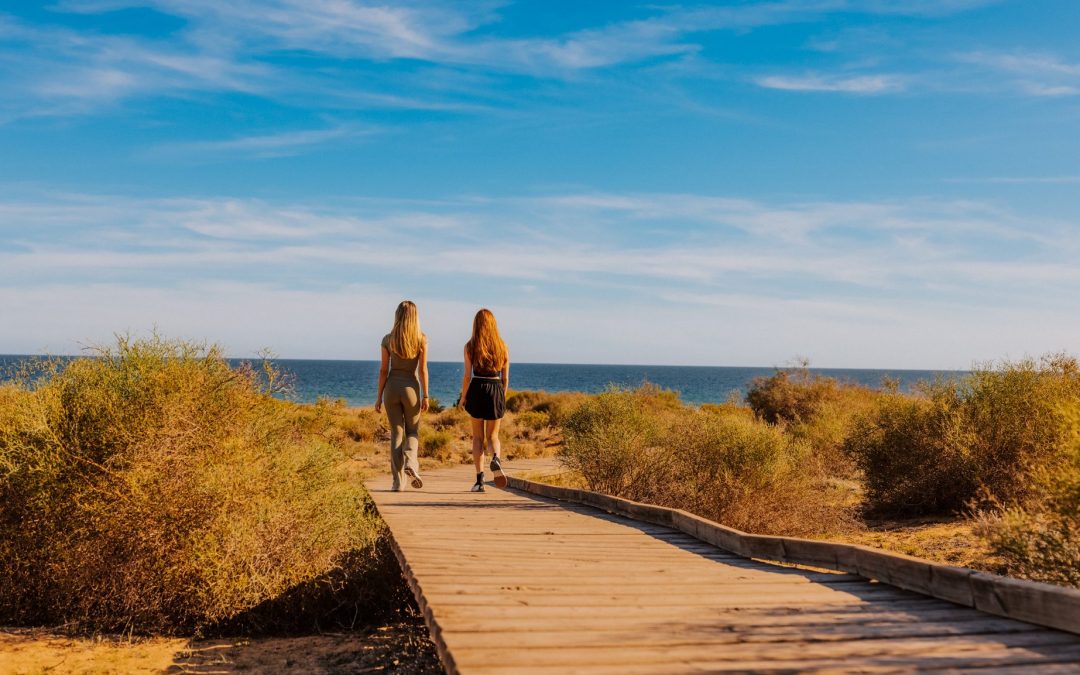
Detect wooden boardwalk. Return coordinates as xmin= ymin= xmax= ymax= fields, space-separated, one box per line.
xmin=368 ymin=460 xmax=1080 ymax=674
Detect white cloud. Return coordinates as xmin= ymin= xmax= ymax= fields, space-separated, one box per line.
xmin=2 ymin=187 xmax=1076 ymax=367
xmin=1 ymin=279 xmax=1073 ymax=370
xmin=2 ymin=188 xmax=1075 ymax=288
xmin=151 ymin=125 xmax=380 ymax=158
xmin=946 ymin=175 xmax=1080 ymax=185
xmin=755 ymin=73 xmax=905 ymax=93
xmin=956 ymin=51 xmax=1080 ymax=97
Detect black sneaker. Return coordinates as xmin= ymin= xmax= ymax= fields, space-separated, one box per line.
xmin=404 ymin=465 xmax=423 ymax=489
xmin=470 ymin=480 xmax=485 ymax=493
xmin=490 ymin=455 xmax=507 ymax=489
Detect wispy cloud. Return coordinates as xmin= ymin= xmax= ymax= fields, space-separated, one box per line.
xmin=1 ymin=188 xmax=1072 ymax=290
xmin=754 ymin=72 xmax=905 ymax=93
xmin=2 ymin=184 xmax=1076 ymax=366
xmin=946 ymin=175 xmax=1080 ymax=185
xmin=6 ymin=0 xmax=1005 ymax=115
xmin=955 ymin=51 xmax=1080 ymax=97
xmin=151 ymin=124 xmax=380 ymax=158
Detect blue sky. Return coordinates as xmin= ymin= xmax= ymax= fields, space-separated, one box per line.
xmin=1 ymin=0 xmax=1078 ymax=368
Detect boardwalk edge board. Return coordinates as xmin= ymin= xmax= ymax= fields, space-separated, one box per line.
xmin=507 ymin=476 xmax=1080 ymax=636
xmin=382 ymin=525 xmax=462 ymax=675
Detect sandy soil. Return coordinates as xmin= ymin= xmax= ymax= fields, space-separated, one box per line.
xmin=840 ymin=517 xmax=1004 ymax=573
xmin=0 ymin=620 xmax=441 ymax=675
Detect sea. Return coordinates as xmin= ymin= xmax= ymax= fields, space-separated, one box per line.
xmin=0 ymin=355 xmax=963 ymax=407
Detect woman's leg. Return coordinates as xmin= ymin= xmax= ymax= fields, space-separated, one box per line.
xmin=485 ymin=418 xmax=502 ymax=460
xmin=470 ymin=417 xmax=486 ymax=472
xmin=385 ymin=383 xmax=406 ymax=490
xmin=402 ymin=384 xmax=421 ymax=479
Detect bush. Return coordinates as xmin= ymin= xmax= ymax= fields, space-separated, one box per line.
xmin=516 ymin=410 xmax=551 ymax=431
xmin=746 ymin=364 xmax=840 ymax=425
xmin=432 ymin=406 xmax=469 ymax=431
xmin=845 ymin=389 xmax=975 ymax=516
xmin=559 ymin=386 xmax=853 ymax=536
xmin=507 ymin=389 xmax=589 ymax=427
xmin=847 ymin=355 xmax=1080 ymax=517
xmin=419 ymin=427 xmax=453 ymax=459
xmin=978 ymin=405 xmax=1080 ymax=587
xmin=0 ymin=335 xmax=388 ymax=634
xmin=506 ymin=389 xmax=548 ymax=413
xmin=745 ymin=366 xmax=879 ymax=478
xmin=426 ymin=397 xmax=445 ymax=414
xmin=558 ymin=386 xmax=674 ymax=500
xmin=674 ymin=410 xmax=851 ymax=535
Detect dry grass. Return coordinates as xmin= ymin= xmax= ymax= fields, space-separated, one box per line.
xmin=837 ymin=518 xmax=1002 ymax=572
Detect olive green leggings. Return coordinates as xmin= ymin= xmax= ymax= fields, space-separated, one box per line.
xmin=384 ymin=376 xmax=421 ymax=489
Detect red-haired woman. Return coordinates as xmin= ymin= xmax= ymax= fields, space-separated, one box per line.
xmin=458 ymin=308 xmax=509 ymax=492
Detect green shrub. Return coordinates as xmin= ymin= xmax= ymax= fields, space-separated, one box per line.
xmin=506 ymin=389 xmax=548 ymax=413
xmin=845 ymin=388 xmax=975 ymax=515
xmin=0 ymin=335 xmax=388 ymax=634
xmin=746 ymin=364 xmax=840 ymax=425
xmin=516 ymin=410 xmax=551 ymax=431
xmin=745 ymin=366 xmax=879 ymax=478
xmin=558 ymin=386 xmax=674 ymax=500
xmin=507 ymin=389 xmax=589 ymax=426
xmin=419 ymin=427 xmax=452 ymax=458
xmin=426 ymin=397 xmax=445 ymax=414
xmin=978 ymin=405 xmax=1080 ymax=587
xmin=674 ymin=410 xmax=852 ymax=536
xmin=432 ymin=406 xmax=469 ymax=431
xmin=559 ymin=386 xmax=853 ymax=536
xmin=699 ymin=393 xmax=754 ymax=419
xmin=847 ymin=355 xmax=1080 ymax=517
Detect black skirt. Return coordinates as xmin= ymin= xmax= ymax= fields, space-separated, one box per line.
xmin=465 ymin=377 xmax=506 ymax=420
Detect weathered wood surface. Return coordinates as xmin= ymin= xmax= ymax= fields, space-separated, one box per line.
xmin=510 ymin=475 xmax=1080 ymax=635
xmin=367 ymin=461 xmax=1080 ymax=674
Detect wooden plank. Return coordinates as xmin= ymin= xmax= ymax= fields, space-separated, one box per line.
xmin=459 ymin=645 xmax=1080 ymax=675
xmin=448 ymin=632 xmax=1080 ymax=668
xmin=430 ymin=606 xmax=1026 ymax=628
xmin=439 ymin=619 xmax=1047 ymax=648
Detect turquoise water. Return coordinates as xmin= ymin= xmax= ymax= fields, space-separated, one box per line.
xmin=1 ymin=355 xmax=963 ymax=407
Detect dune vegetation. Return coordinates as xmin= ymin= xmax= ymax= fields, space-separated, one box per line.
xmin=3 ymin=334 xmax=1078 ymax=645
xmin=0 ymin=335 xmax=408 ymax=635
xmin=552 ymin=357 xmax=1080 ymax=588
xmin=0 ymin=334 xmax=576 ymax=638
xmin=558 ymin=384 xmax=855 ymax=537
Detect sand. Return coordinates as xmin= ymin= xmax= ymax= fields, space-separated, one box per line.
xmin=0 ymin=621 xmax=441 ymax=675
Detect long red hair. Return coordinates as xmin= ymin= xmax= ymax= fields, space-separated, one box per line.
xmin=466 ymin=308 xmax=507 ymax=373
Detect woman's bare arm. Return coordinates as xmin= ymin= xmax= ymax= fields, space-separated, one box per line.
xmin=501 ymin=356 xmax=510 ymax=390
xmin=458 ymin=345 xmax=472 ymax=408
xmin=419 ymin=338 xmax=430 ymax=412
xmin=375 ymin=346 xmax=389 ymax=413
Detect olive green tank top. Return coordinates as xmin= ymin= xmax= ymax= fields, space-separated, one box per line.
xmin=382 ymin=334 xmax=423 ymax=379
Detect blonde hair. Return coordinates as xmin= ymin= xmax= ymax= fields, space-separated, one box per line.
xmin=388 ymin=300 xmax=424 ymax=359
xmin=466 ymin=308 xmax=508 ymax=373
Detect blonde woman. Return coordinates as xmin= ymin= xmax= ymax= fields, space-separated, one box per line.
xmin=458 ymin=308 xmax=509 ymax=492
xmin=375 ymin=300 xmax=429 ymax=491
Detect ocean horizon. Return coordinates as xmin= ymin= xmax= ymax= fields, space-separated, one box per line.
xmin=0 ymin=354 xmax=965 ymax=408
